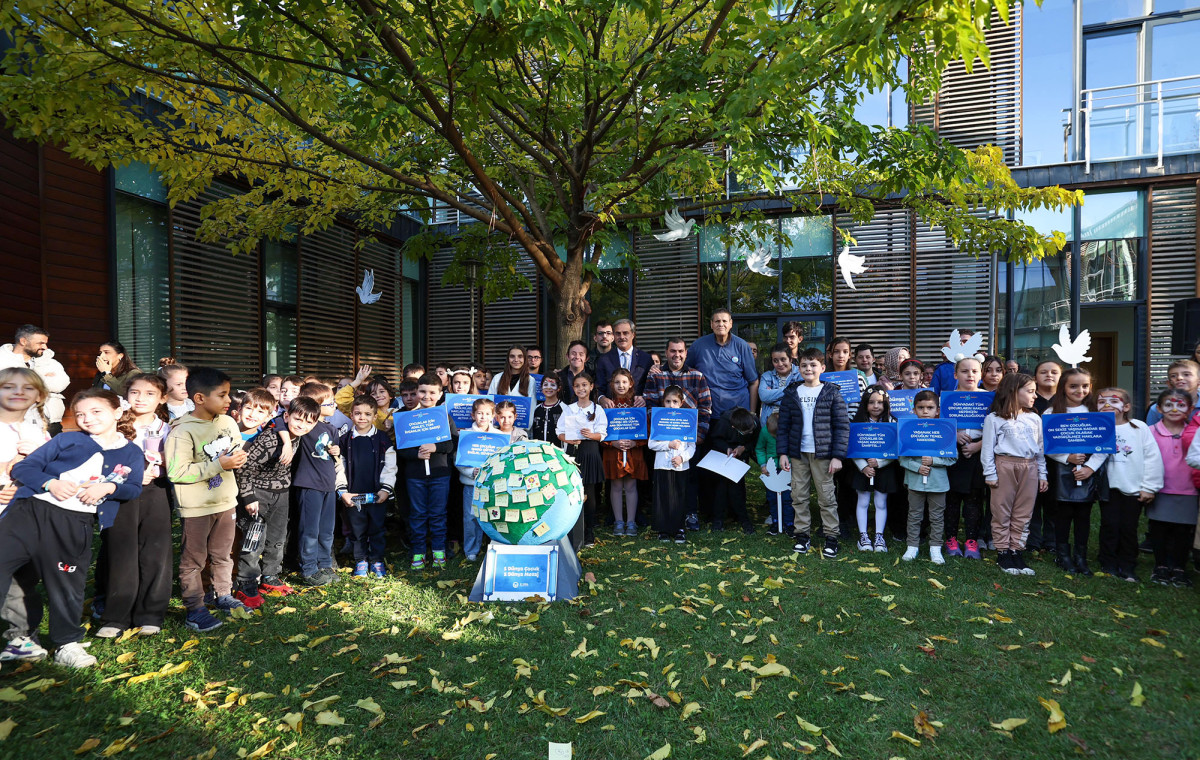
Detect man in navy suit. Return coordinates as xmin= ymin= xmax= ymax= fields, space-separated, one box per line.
xmin=596 ymin=318 xmax=654 ymax=407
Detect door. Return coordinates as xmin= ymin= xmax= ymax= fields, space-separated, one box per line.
xmin=1085 ymin=332 xmax=1117 ymax=391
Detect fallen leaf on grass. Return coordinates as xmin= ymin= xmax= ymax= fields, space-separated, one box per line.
xmin=575 ymin=710 xmax=605 ymax=724
xmin=890 ymin=731 xmax=921 ymax=747
xmin=990 ymin=718 xmax=1028 ymax=731
xmin=74 ymin=738 xmax=101 ymax=755
xmin=1130 ymin=682 xmax=1146 ymax=707
xmin=858 ymin=693 xmax=885 ymax=702
xmin=680 ymin=703 xmax=701 ymax=720
xmin=1038 ymin=697 xmax=1066 ymax=733
xmin=0 ymin=689 xmax=25 ymax=704
xmin=740 ymin=738 xmax=767 ymax=756
xmin=823 ymin=735 xmax=843 ymax=757
xmin=927 ymin=578 xmax=947 ymax=590
xmin=274 ymin=606 xmax=296 ymax=615
xmin=0 ymin=718 xmax=16 ymax=741
xmin=644 ymin=743 xmax=670 ymax=760
xmin=796 ymin=716 xmax=822 ymax=734
xmin=280 ymin=713 xmax=303 ymax=734
xmin=1140 ymin=638 xmax=1165 ymax=649
xmin=692 ymin=727 xmax=706 ymax=744
xmin=315 ymin=711 xmax=344 ymax=726
xmin=244 ymin=738 xmax=277 ymax=759
xmin=755 ymin=663 xmax=790 ymax=678
xmin=354 ymin=698 xmax=383 ymax=716
xmin=914 ymin=710 xmax=938 ymax=740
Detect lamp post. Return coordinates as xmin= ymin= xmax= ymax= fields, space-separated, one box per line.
xmin=463 ymin=254 xmax=483 ymax=365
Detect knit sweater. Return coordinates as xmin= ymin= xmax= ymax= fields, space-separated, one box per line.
xmin=236 ymin=427 xmax=293 ymax=507
xmin=11 ymin=432 xmax=144 ymax=529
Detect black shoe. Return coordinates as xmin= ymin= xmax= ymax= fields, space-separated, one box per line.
xmin=822 ymin=536 xmax=839 ymax=559
xmin=1054 ymin=544 xmax=1077 ymax=573
xmin=685 ymin=513 xmax=700 ymax=532
xmin=1172 ymin=568 xmax=1194 ymax=588
xmin=997 ymin=550 xmax=1014 ymax=573
xmin=302 ymin=572 xmax=331 ymax=587
xmin=793 ymin=534 xmax=811 ymax=555
xmin=674 ymin=530 xmax=686 ymax=545
xmin=742 ymin=522 xmax=755 ymax=535
xmin=1013 ymin=551 xmax=1034 ymax=575
xmin=658 ymin=532 xmax=670 ymax=542
xmin=1073 ymin=550 xmax=1093 ymax=577
xmin=1151 ymin=566 xmax=1172 ymax=586
xmin=1115 ymin=567 xmax=1139 ymax=583
xmin=711 ymin=521 xmax=725 ymax=532
xmin=765 ymin=526 xmax=782 ymax=536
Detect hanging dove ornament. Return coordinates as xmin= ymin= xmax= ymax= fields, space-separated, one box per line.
xmin=356 ymin=269 xmax=382 ymax=304
xmin=653 ymin=208 xmax=696 ymax=242
xmin=837 ymin=243 xmax=867 ymax=289
xmin=1051 ymin=325 xmax=1092 ymax=368
xmin=744 ymin=245 xmax=779 ymax=277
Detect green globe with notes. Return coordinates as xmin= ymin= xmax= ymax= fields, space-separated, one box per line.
xmin=471 ymin=440 xmax=584 ymax=545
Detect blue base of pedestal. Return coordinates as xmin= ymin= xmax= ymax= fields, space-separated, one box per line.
xmin=469 ymin=538 xmax=581 ymax=602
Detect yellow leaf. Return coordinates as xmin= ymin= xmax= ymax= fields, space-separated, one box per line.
xmin=0 ymin=718 xmax=16 ymax=741
xmin=354 ymin=698 xmax=383 ymax=716
xmin=302 ymin=695 xmax=340 ymax=711
xmin=0 ymin=689 xmax=25 ymax=703
xmin=874 ymin=669 xmax=892 ymax=678
xmin=890 ymin=731 xmax=921 ymax=747
xmin=274 ymin=606 xmax=296 ymax=615
xmin=997 ymin=644 xmax=1022 ymax=652
xmin=307 ymin=635 xmax=332 ymax=649
xmin=755 ymin=663 xmax=791 ymax=678
xmin=280 ymin=712 xmax=303 ymax=734
xmin=1140 ymin=637 xmax=1166 ymax=649
xmin=1038 ymin=697 xmax=1066 ymax=733
xmin=245 ymin=738 xmax=277 ymax=759
xmin=1130 ymin=682 xmax=1146 ymax=707
xmin=644 ymin=743 xmax=671 ymax=760
xmin=100 ymin=735 xmax=135 ymax=756
xmin=680 ymin=702 xmax=702 ymax=720
xmin=693 ymin=726 xmax=707 ymax=744
xmin=927 ymin=578 xmax=947 ymax=591
xmin=315 ymin=711 xmax=344 ymax=726
xmin=705 ymin=652 xmax=716 ymax=667
xmin=741 ymin=738 xmax=767 ymax=756
xmin=115 ymin=652 xmax=136 ymax=665
xmin=858 ymin=693 xmax=885 ymax=702
xmin=823 ymin=735 xmax=843 ymax=757
xmin=75 ymin=738 xmax=100 ymax=755
xmin=796 ymin=716 xmax=822 ymax=734
xmin=591 ymin=685 xmax=613 ymax=696
xmin=575 ymin=710 xmax=606 ymax=724
xmin=741 ymin=634 xmax=757 ymax=645
xmin=229 ymin=606 xmax=254 ymax=620
xmin=881 ymin=578 xmax=901 ymax=587
xmin=990 ymin=718 xmax=1028 ymax=731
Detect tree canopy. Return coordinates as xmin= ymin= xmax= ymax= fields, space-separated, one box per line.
xmin=1 ymin=0 xmax=1079 ymax=351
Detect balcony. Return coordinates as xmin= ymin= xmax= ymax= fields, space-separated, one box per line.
xmin=1081 ymin=74 xmax=1200 ymax=173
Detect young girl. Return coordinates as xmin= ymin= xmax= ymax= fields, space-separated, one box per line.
xmin=160 ymin=363 xmax=193 ymax=420
xmin=449 ymin=368 xmax=475 ymax=395
xmin=557 ymin=373 xmax=607 ymax=549
xmin=1151 ymin=389 xmax=1198 ymax=586
xmin=95 ymin=374 xmax=174 ymax=637
xmin=1 ymin=390 xmax=144 ymax=668
xmin=489 ymin=345 xmax=535 ymax=399
xmin=1047 ymin=367 xmax=1108 ymax=576
xmin=1033 ymin=360 xmax=1062 ymax=414
xmin=980 ymin=355 xmax=1005 ymax=393
xmin=649 ymin=386 xmax=695 ymax=543
xmin=1098 ymin=387 xmax=1162 ymax=582
xmin=851 ymin=386 xmax=898 ymax=552
xmin=981 ymin=373 xmax=1048 ymax=575
xmin=1027 ymin=359 xmax=1064 ymax=553
xmin=495 ymin=400 xmax=529 ymax=443
xmin=602 ymin=369 xmax=648 ymax=537
xmin=827 ymin=336 xmax=866 ymax=541
xmin=530 ymin=376 xmax=565 ymax=446
xmin=0 ymin=368 xmax=51 ymax=662
xmin=898 ymin=359 xmax=924 ymax=391
xmin=944 ymin=357 xmax=987 ymax=560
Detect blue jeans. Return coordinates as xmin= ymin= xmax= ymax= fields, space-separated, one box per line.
xmin=297 ymin=488 xmax=335 ymax=577
xmin=462 ymin=485 xmax=483 ymax=558
xmin=407 ymin=475 xmax=450 ymax=556
xmin=765 ymin=488 xmax=795 ymax=531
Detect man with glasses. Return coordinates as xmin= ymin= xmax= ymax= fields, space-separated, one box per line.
xmin=585 ymin=321 xmax=615 ymax=379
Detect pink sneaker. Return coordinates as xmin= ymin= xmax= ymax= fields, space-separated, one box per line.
xmin=945 ymin=537 xmax=963 ymax=557
xmin=964 ymin=539 xmax=982 ymax=560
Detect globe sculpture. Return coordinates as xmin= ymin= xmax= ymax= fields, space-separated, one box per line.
xmin=470 ymin=440 xmax=584 ymax=545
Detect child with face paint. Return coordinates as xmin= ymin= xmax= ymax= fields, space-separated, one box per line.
xmin=1097 ymin=388 xmax=1162 ymax=583
xmin=1150 ymin=389 xmax=1200 ymax=586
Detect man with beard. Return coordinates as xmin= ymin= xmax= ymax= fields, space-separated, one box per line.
xmin=0 ymin=325 xmax=70 ymax=435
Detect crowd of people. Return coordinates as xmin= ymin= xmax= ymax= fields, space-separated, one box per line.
xmin=0 ymin=312 xmax=1197 ymax=670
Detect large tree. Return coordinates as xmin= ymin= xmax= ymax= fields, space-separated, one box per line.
xmin=1 ymin=0 xmax=1076 ymax=358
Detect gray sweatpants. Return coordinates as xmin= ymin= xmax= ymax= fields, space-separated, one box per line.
xmin=907 ymin=490 xmax=946 ymax=547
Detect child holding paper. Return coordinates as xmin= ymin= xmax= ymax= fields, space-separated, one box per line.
xmin=456 ymin=398 xmax=496 ymax=563
xmin=981 ymin=373 xmax=1047 ymax=576
xmin=899 ymin=391 xmax=957 ymax=564
xmin=557 ymin=373 xmax=607 ymax=549
xmin=943 ymin=357 xmax=987 ymax=560
xmin=399 ymin=374 xmax=458 ymax=570
xmin=1047 ymin=367 xmax=1107 ymax=576
xmin=650 ymin=386 xmax=695 ymax=543
xmin=851 ymin=386 xmax=898 ymax=553
xmin=603 ymin=369 xmax=648 ymax=537
xmin=1098 ymin=387 xmax=1161 ymax=582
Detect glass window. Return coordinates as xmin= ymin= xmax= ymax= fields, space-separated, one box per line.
xmin=1080 ymin=239 xmax=1139 ymax=301
xmin=264 ymin=241 xmax=298 ymax=304
xmin=114 ymin=193 xmax=171 ymax=370
xmin=1022 ymin=0 xmax=1077 ymax=165
xmin=728 ymin=224 xmax=778 ymax=314
xmin=1083 ymin=0 xmax=1148 ymax=24
xmin=1008 ymin=250 xmax=1070 ymax=369
xmin=1080 ymin=190 xmax=1143 ymax=238
xmin=1016 ymin=205 xmax=1075 ymax=242
xmin=402 ymin=279 xmax=418 ymax=365
xmin=780 ymin=215 xmax=833 ymax=312
xmin=264 ymin=311 xmax=297 ymax=375
xmin=1084 ymin=29 xmax=1142 ymax=160
xmin=1150 ymin=17 xmax=1200 ymax=155
xmin=114 ymin=162 xmax=168 ymax=203
xmin=1153 ymin=0 xmax=1200 ymax=12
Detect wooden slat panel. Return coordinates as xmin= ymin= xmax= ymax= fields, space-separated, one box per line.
xmin=913 ymin=215 xmax=994 ymax=363
xmin=357 ymin=238 xmax=402 ymax=380
xmin=833 ymin=210 xmax=913 ymax=352
xmin=297 ymin=226 xmax=357 ymax=381
xmin=426 ymin=247 xmax=477 ymax=367
xmin=0 ymin=132 xmax=43 ymax=334
xmin=1149 ymin=185 xmax=1198 ymax=394
xmin=633 ymin=231 xmax=700 ymax=355
xmin=482 ymin=252 xmax=539 ymax=371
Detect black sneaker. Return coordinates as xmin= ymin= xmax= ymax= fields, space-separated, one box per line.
xmin=674 ymin=530 xmax=686 ymax=545
xmin=997 ymin=550 xmax=1014 ymax=574
xmin=765 ymin=526 xmax=782 ymax=536
xmin=302 ymin=572 xmax=332 ymax=587
xmin=793 ymin=534 xmax=811 ymax=555
xmin=1171 ymin=568 xmax=1194 ymax=588
xmin=1151 ymin=566 xmax=1172 ymax=586
xmin=741 ymin=522 xmax=755 ymax=535
xmin=685 ymin=513 xmax=700 ymax=532
xmin=1115 ymin=567 xmax=1139 ymax=583
xmin=1014 ymin=551 xmax=1035 ymax=576
xmin=711 ymin=521 xmax=725 ymax=532
xmin=822 ymin=536 xmax=839 ymax=559
xmin=658 ymin=532 xmax=670 ymax=542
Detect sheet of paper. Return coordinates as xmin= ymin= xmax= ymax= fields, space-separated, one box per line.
xmin=494 ymin=521 xmax=508 ymax=533
xmin=504 ymin=509 xmax=520 ymax=523
xmin=547 ymin=458 xmax=563 ymax=471
xmin=541 ymin=484 xmax=557 ymax=500
xmin=696 ymin=450 xmax=752 ymax=483
xmin=529 ymin=453 xmax=545 ymax=465
xmin=548 ymin=742 xmax=572 ymax=760
xmin=555 ymin=471 xmax=569 ymax=486
xmin=494 ymin=494 xmax=509 ymax=508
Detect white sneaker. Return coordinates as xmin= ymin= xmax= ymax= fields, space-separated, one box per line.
xmin=95 ymin=626 xmax=123 ymax=639
xmin=929 ymin=546 xmax=945 ymax=565
xmin=873 ymin=534 xmax=887 ymax=553
xmin=902 ymin=546 xmax=919 ymax=561
xmin=54 ymin=641 xmax=97 ymax=669
xmin=0 ymin=635 xmax=48 ymax=661
xmin=857 ymin=532 xmax=873 ymax=552
xmin=138 ymin=626 xmax=162 ymax=635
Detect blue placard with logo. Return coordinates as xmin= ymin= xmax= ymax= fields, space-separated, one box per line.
xmin=819 ymin=371 xmax=862 ymax=403
xmin=455 ymin=431 xmax=512 ymax=468
xmin=1043 ymin=412 xmax=1118 ymax=456
xmin=889 ymin=389 xmax=920 ymax=419
xmin=603 ymin=407 xmax=648 ymax=441
xmin=897 ymin=417 xmax=958 ymax=457
xmin=531 ymin=373 xmax=545 ymax=402
xmin=940 ymin=391 xmax=995 ymax=429
xmin=393 ymin=405 xmax=453 ymax=449
xmin=445 ymin=393 xmax=490 ymax=429
xmin=482 ymin=544 xmax=560 ymax=602
xmin=649 ymin=407 xmax=699 ymax=443
xmin=495 ymin=394 xmax=534 ymax=429
xmin=846 ymin=422 xmax=899 ymax=459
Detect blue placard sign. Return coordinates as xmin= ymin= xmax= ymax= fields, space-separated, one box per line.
xmin=889 ymin=389 xmax=920 ymax=419
xmin=847 ymin=422 xmax=899 ymax=459
xmin=897 ymin=417 xmax=958 ymax=457
xmin=482 ymin=544 xmax=560 ymax=602
xmin=819 ymin=371 xmax=862 ymax=403
xmin=531 ymin=373 xmax=545 ymax=402
xmin=393 ymin=405 xmax=452 ymax=449
xmin=603 ymin=407 xmax=648 ymax=441
xmin=940 ymin=391 xmax=995 ymax=429
xmin=455 ymin=431 xmax=512 ymax=468
xmin=445 ymin=393 xmax=490 ymax=429
xmin=1043 ymin=412 xmax=1118 ymax=456
xmin=495 ymin=394 xmax=534 ymax=429
xmin=649 ymin=407 xmax=698 ymax=443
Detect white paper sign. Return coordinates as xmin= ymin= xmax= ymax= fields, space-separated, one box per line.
xmin=697 ymin=450 xmax=751 ymax=483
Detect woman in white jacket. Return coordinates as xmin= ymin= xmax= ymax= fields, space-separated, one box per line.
xmin=1097 ymin=388 xmax=1163 ymax=582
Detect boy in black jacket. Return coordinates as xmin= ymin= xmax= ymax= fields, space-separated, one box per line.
xmin=706 ymin=407 xmax=761 ymax=534
xmin=398 ymin=374 xmax=458 ymax=570
xmin=336 ymin=395 xmax=398 ymax=578
xmin=292 ymin=383 xmax=344 ymax=586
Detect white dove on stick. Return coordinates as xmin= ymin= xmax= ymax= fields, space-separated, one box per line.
xmin=356 ymin=269 xmax=382 ymax=304
xmin=744 ymin=245 xmax=778 ymax=277
xmin=941 ymin=329 xmax=985 ymax=363
xmin=653 ymin=208 xmax=696 ymax=242
xmin=837 ymin=243 xmax=867 ymax=289
xmin=1052 ymin=325 xmax=1092 ymax=368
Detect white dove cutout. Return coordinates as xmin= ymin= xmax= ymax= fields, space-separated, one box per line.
xmin=1052 ymin=325 xmax=1092 ymax=368
xmin=356 ymin=269 xmax=382 ymax=304
xmin=941 ymin=329 xmax=985 ymax=363
xmin=837 ymin=243 xmax=867 ymax=289
xmin=744 ymin=245 xmax=779 ymax=277
xmin=653 ymin=208 xmax=696 ymax=242
xmin=759 ymin=459 xmax=792 ymax=532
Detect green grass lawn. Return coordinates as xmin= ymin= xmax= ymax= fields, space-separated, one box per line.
xmin=3 ymin=490 xmax=1199 ymax=760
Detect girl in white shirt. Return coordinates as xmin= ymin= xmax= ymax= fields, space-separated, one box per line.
xmin=1097 ymin=387 xmax=1162 ymax=582
xmin=1047 ymin=368 xmax=1108 ymax=576
xmin=556 ymin=373 xmax=607 ymax=549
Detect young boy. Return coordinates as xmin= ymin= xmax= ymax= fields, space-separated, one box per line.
xmin=160 ymin=363 xmax=193 ymax=421
xmin=777 ymin=347 xmax=849 ymax=559
xmin=457 ymin=398 xmax=496 ymax=562
xmin=899 ymin=391 xmax=958 ymax=564
xmin=292 ymin=382 xmax=343 ymax=586
xmin=403 ymin=364 xmax=426 ymax=381
xmin=398 ymin=379 xmax=420 ymax=411
xmin=234 ymin=392 xmax=313 ymax=606
xmin=262 ymin=374 xmax=283 ymax=402
xmin=1146 ymin=359 xmax=1200 ymax=424
xmin=165 ymin=367 xmax=248 ymax=632
xmin=279 ymin=375 xmax=304 ymax=413
xmin=336 ymin=395 xmax=397 ymax=578
xmin=399 ymin=374 xmax=458 ymax=570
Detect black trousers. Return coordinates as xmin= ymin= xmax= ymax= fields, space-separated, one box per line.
xmin=1098 ymin=492 xmax=1142 ymax=572
xmin=835 ymin=468 xmax=856 ymax=538
xmin=654 ymin=470 xmax=687 ymax=534
xmin=237 ymin=488 xmax=290 ymax=585
xmin=0 ymin=499 xmax=93 ymax=646
xmin=1149 ymin=519 xmax=1192 ymax=570
xmin=1054 ymin=500 xmax=1092 ymax=550
xmin=346 ymin=502 xmax=387 ymax=562
xmin=711 ymin=476 xmax=749 ymax=528
xmin=1026 ymin=488 xmax=1054 ymax=549
xmin=945 ymin=487 xmax=984 ymax=542
xmin=100 ymin=481 xmax=173 ymax=629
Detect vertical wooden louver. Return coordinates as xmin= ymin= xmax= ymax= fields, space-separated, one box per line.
xmin=297 ymin=225 xmax=357 ymax=380
xmin=356 ymin=238 xmax=402 ymax=380
xmin=482 ymin=252 xmax=540 ymax=371
xmin=632 ymin=231 xmax=700 ymax=355
xmin=912 ymin=217 xmax=994 ymax=363
xmin=833 ymin=210 xmax=914 ymax=352
xmin=1148 ymin=185 xmax=1199 ymax=392
xmin=171 ymin=183 xmax=262 ymax=387
xmin=425 ymin=247 xmax=477 ymax=367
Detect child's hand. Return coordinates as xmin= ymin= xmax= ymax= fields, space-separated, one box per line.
xmin=220 ymin=449 xmax=248 ymax=470
xmin=353 ymin=364 xmax=372 ymax=387
xmin=375 ymin=490 xmax=389 ymax=503
xmin=867 ymin=458 xmax=878 ymax=468
xmin=142 ymin=470 xmax=154 ymax=486
xmin=341 ymin=492 xmax=356 ymax=507
xmin=327 ymin=444 xmax=341 ymax=458
xmin=15 ymin=440 xmax=38 ymax=456
xmin=471 ymin=468 xmax=479 ymax=479
xmin=77 ymin=482 xmax=116 ymax=506
xmin=918 ymin=464 xmax=931 ymax=476
xmin=279 ymin=439 xmax=294 ymax=466
xmin=1138 ymin=490 xmax=1154 ymax=503
xmin=778 ymin=455 xmax=790 ymax=472
xmin=245 ymin=502 xmax=260 ymax=517
xmin=669 ymin=440 xmax=682 ymax=450
xmin=672 ymin=455 xmax=683 ymax=468
xmin=956 ymin=430 xmax=972 ymax=446
xmin=1066 ymin=453 xmax=1087 ymax=466
xmin=760 ymin=464 xmax=769 ymax=475
xmin=0 ymin=484 xmax=16 ymax=506
xmin=863 ymin=465 xmax=876 ymax=478
xmin=920 ymin=456 xmax=932 ymax=467
xmin=729 ymin=446 xmax=745 ymax=458
xmin=418 ymin=443 xmax=436 ymax=459
xmin=828 ymin=458 xmax=842 ymax=475
xmin=46 ymin=479 xmax=79 ymax=501
xmin=1073 ymin=465 xmax=1094 ymax=481
xmin=1039 ymin=480 xmax=1050 ymax=493
xmin=985 ymin=479 xmax=998 ymax=489
xmin=385 ymin=416 xmax=394 ymax=431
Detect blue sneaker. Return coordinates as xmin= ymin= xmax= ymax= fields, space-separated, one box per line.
xmin=614 ymin=521 xmax=626 ymax=537
xmin=185 ymin=608 xmax=224 ymax=632
xmin=212 ymin=594 xmax=246 ymax=612
xmin=371 ymin=561 xmax=386 ymax=579
xmin=353 ymin=561 xmax=369 ymax=577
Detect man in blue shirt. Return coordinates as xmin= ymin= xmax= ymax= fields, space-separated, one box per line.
xmin=687 ymin=309 xmax=759 ymax=417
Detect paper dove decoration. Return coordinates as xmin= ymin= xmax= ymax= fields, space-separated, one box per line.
xmin=759 ymin=459 xmax=791 ymax=533
xmin=744 ymin=245 xmax=779 ymax=277
xmin=1052 ymin=325 xmax=1092 ymax=368
xmin=653 ymin=208 xmax=696 ymax=242
xmin=837 ymin=243 xmax=867 ymax=289
xmin=356 ymin=269 xmax=382 ymax=304
xmin=941 ymin=329 xmax=985 ymax=363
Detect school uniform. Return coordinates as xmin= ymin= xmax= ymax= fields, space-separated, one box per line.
xmin=336 ymin=427 xmax=398 ymax=564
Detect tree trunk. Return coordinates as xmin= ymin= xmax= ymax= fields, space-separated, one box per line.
xmin=551 ymin=252 xmax=591 ymax=368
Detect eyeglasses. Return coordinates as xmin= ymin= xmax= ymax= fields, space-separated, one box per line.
xmin=321 ymin=401 xmax=336 ymax=408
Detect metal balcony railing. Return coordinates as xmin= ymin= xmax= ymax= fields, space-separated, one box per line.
xmin=1080 ymin=74 xmax=1200 ymax=173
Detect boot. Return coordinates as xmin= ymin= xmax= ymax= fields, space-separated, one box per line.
xmin=1054 ymin=543 xmax=1077 ymax=573
xmin=1073 ymin=547 xmax=1093 ymax=577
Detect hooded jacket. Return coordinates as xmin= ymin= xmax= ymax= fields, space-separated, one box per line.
xmin=0 ymin=344 xmax=71 ymax=424
xmin=165 ymin=413 xmax=242 ymax=517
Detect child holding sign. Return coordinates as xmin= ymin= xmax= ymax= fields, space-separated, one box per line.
xmin=457 ymin=398 xmax=497 ymax=563
xmin=1047 ymin=368 xmax=1107 ymax=576
xmin=603 ymin=370 xmax=648 ymax=537
xmin=1098 ymin=387 xmax=1161 ymax=582
xmin=557 ymin=373 xmax=607 ymax=549
xmin=981 ymin=374 xmax=1047 ymax=576
xmin=899 ymin=391 xmax=957 ymax=564
xmin=650 ymin=386 xmax=695 ymax=543
xmin=851 ymin=386 xmax=898 ymax=553
xmin=398 ymin=375 xmax=458 ymax=570
xmin=944 ymin=357 xmax=987 ymax=560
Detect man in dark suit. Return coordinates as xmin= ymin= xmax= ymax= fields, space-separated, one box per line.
xmin=596 ymin=318 xmax=654 ymax=407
